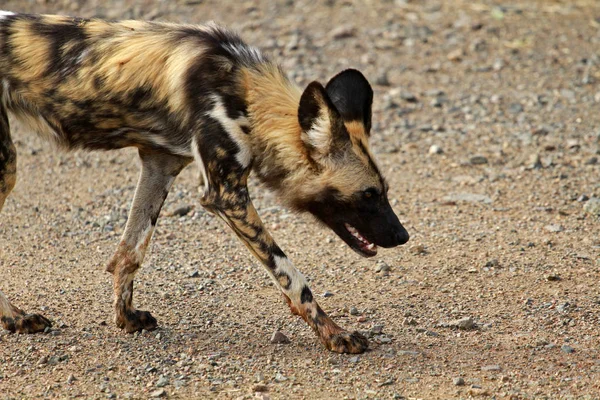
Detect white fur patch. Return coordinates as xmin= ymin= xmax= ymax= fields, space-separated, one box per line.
xmin=222 ymin=42 xmax=265 ymax=65
xmin=133 ymin=224 xmax=155 ymax=263
xmin=208 ymin=95 xmax=253 ymax=168
xmin=0 ymin=11 xmax=15 ymax=20
xmin=191 ymin=135 xmax=209 ymax=191
xmin=273 ymin=255 xmax=309 ymax=304
xmin=120 ymin=273 xmax=136 ymax=303
xmin=303 ymin=112 xmax=331 ymax=152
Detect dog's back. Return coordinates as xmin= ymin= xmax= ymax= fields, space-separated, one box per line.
xmin=0 ymin=11 xmax=262 ymax=154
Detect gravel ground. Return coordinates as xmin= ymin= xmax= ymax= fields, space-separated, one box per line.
xmin=1 ymin=0 xmax=600 ymax=398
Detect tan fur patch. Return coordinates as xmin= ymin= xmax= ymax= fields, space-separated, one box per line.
xmin=9 ymin=20 xmax=52 ymax=82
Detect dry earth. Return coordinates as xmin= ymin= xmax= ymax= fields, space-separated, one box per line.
xmin=1 ymin=0 xmax=600 ymax=399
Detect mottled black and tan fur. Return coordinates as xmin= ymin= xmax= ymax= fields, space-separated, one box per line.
xmin=0 ymin=11 xmax=409 ymax=353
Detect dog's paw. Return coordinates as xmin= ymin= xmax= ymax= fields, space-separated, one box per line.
xmin=1 ymin=313 xmax=52 ymax=334
xmin=118 ymin=310 xmax=158 ymax=333
xmin=324 ymin=330 xmax=369 ymax=354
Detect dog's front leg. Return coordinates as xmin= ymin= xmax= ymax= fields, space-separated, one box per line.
xmin=201 ymin=186 xmax=368 ymax=354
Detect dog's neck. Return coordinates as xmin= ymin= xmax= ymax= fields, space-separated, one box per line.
xmin=242 ymin=64 xmax=314 ymax=194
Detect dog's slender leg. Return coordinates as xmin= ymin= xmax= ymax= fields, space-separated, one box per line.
xmin=106 ymin=150 xmax=190 ymax=333
xmin=202 ymin=186 xmax=369 ymax=354
xmin=0 ymin=98 xmax=52 ymax=333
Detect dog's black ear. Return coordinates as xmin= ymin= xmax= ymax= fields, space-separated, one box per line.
xmin=325 ymin=69 xmax=374 ymax=134
xmin=298 ymin=81 xmax=347 ymax=155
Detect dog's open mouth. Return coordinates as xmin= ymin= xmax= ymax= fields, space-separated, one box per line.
xmin=344 ymin=223 xmax=378 ymax=257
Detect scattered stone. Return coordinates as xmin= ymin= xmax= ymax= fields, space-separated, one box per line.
xmin=585 ymin=156 xmax=598 ymax=165
xmin=546 ymin=274 xmax=561 ymax=282
xmin=375 ymin=70 xmax=390 ymax=86
xmin=374 ymin=261 xmax=391 ymax=273
xmin=545 ymin=224 xmax=564 ymax=233
xmin=173 ymin=380 xmax=185 ymax=389
xmin=150 ymin=389 xmax=167 ymax=398
xmin=378 ymin=378 xmax=395 ymax=387
xmin=188 ymin=270 xmax=200 ymax=278
xmin=447 ymin=48 xmax=464 ymax=61
xmin=448 ymin=317 xmax=475 ymax=331
xmin=398 ymin=350 xmax=420 ymax=356
xmin=38 ymin=356 xmax=48 ymax=365
xmin=171 ymin=205 xmax=192 ymax=217
xmin=561 ymin=345 xmax=575 ymax=354
xmin=371 ymin=325 xmax=384 ymax=334
xmin=156 ymin=376 xmax=169 ymax=388
xmin=253 ymin=384 xmax=269 ymax=392
xmin=528 ymin=153 xmax=543 ymax=169
xmin=349 ymin=307 xmax=360 ymax=316
xmin=443 ymin=193 xmax=493 ymax=204
xmin=556 ymin=302 xmax=570 ymax=313
xmin=508 ymin=103 xmax=524 ymax=114
xmin=453 ymin=377 xmax=465 ymax=386
xmin=583 ymin=197 xmax=600 ymax=216
xmin=469 ymin=155 xmax=488 ymax=165
xmin=577 ymin=194 xmax=589 ymax=202
xmin=410 ymin=244 xmax=427 ymax=255
xmin=402 ymin=317 xmax=418 ymax=326
xmin=484 ymin=259 xmax=499 ymax=268
xmin=481 ymin=365 xmax=501 ymax=372
xmin=270 ymin=331 xmax=290 ymax=345
xmin=67 ymin=374 xmax=76 ymax=384
xmin=429 ymin=145 xmax=443 ymax=155
xmin=348 ymin=356 xmax=360 ymax=363
xmin=274 ymin=373 xmax=287 ymax=383
xmin=400 ymin=91 xmax=418 ymax=103
xmin=329 ymin=25 xmax=355 ymax=39
xmin=322 ymin=291 xmax=334 ymax=298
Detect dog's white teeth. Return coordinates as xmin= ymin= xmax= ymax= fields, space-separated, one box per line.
xmin=366 ymin=243 xmax=375 ymax=250
xmin=346 ymin=224 xmax=358 ymax=235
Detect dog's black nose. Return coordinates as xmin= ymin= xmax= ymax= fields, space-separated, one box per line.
xmin=395 ymin=228 xmax=409 ymax=245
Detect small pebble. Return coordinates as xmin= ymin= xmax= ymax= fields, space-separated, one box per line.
xmin=561 ymin=345 xmax=575 ymax=354
xmin=428 ymin=145 xmax=443 ymax=155
xmin=453 ymin=377 xmax=465 ymax=386
xmin=453 ymin=317 xmax=475 ymax=330
xmin=470 ymin=155 xmax=488 ymax=165
xmin=150 ymin=389 xmax=166 ymax=398
xmin=481 ymin=365 xmax=501 ymax=372
xmin=253 ymin=384 xmax=269 ymax=392
xmin=156 ymin=376 xmax=169 ymax=388
xmin=349 ymin=307 xmax=360 ymax=316
xmin=270 ymin=331 xmax=291 ymax=345
xmin=374 ymin=261 xmax=391 ymax=273
xmin=545 ymin=224 xmax=564 ymax=233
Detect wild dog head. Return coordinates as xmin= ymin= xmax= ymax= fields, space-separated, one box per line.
xmin=293 ymin=69 xmax=409 ymax=257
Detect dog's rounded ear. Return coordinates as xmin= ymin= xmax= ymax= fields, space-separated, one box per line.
xmin=298 ymin=81 xmax=329 ymax=132
xmin=325 ymin=69 xmax=374 ymax=134
xmin=298 ymin=81 xmax=346 ymax=155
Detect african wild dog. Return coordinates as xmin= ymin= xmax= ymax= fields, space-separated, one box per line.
xmin=0 ymin=11 xmax=409 ymax=353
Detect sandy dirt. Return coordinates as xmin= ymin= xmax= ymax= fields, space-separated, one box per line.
xmin=1 ymin=0 xmax=600 ymax=398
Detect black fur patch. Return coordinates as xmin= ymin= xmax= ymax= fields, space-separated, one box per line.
xmin=325 ymin=69 xmax=373 ymax=133
xmin=300 ymin=286 xmax=313 ymax=304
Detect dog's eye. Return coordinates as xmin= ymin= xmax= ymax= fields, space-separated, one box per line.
xmin=363 ymin=188 xmax=378 ymax=199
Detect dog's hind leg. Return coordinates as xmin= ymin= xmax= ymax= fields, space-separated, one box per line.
xmin=0 ymin=98 xmax=52 ymax=334
xmin=202 ymin=183 xmax=369 ymax=354
xmin=106 ymin=150 xmax=190 ymax=333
